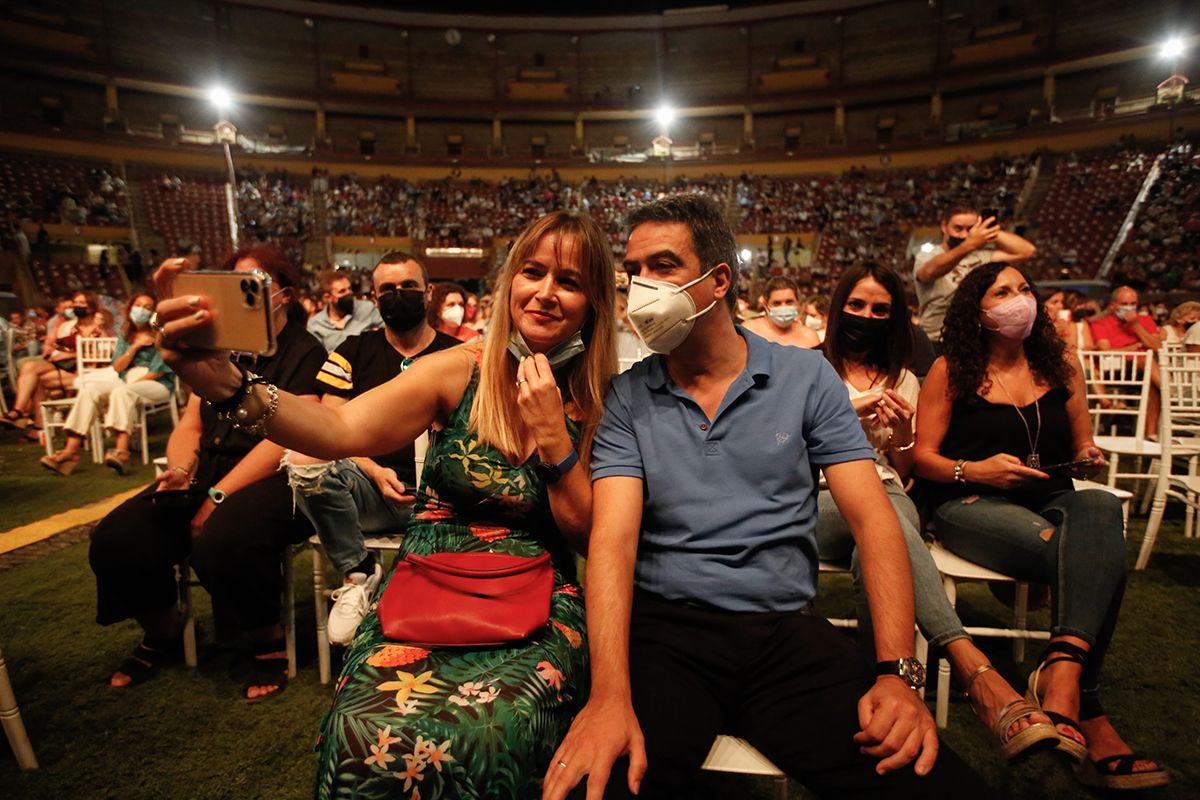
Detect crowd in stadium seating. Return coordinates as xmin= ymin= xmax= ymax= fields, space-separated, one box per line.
xmin=0 ymin=153 xmax=129 ymax=227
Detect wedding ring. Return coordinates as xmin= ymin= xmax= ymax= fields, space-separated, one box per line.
xmin=557 ymin=760 xmax=568 ymax=769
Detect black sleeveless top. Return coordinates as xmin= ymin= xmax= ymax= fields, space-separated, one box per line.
xmin=929 ymin=386 xmax=1074 ymax=509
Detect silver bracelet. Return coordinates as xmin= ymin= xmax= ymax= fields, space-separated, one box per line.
xmin=232 ymin=382 xmax=279 ymax=436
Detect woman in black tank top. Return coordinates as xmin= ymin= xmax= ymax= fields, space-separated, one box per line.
xmin=913 ymin=264 xmax=1167 ymax=790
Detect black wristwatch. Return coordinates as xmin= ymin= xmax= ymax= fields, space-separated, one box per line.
xmin=875 ymin=658 xmax=926 ymax=691
xmin=535 ymin=448 xmax=580 ymax=485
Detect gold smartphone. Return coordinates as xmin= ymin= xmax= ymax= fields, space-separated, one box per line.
xmin=170 ymin=269 xmax=277 ymax=355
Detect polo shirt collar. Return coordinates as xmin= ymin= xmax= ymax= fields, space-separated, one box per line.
xmin=642 ymin=325 xmax=773 ymax=391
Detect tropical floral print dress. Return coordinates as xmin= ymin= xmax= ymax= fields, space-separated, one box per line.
xmin=315 ymin=369 xmax=588 ymax=800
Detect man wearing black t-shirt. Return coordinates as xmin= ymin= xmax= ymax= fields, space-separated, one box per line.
xmin=286 ymin=251 xmax=460 ymax=644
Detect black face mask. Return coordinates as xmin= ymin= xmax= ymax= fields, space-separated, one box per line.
xmin=838 ymin=314 xmax=889 ymax=351
xmin=946 ymin=235 xmax=966 ymax=250
xmin=334 ymin=294 xmax=356 ymax=316
xmin=73 ymin=305 xmax=93 ymax=319
xmin=378 ymin=290 xmax=426 ymax=333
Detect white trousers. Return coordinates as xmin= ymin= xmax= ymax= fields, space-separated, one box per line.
xmin=64 ymin=368 xmax=171 ymax=437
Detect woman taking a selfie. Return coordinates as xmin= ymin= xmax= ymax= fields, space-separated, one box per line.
xmin=914 ymin=263 xmax=1167 ymax=790
xmin=817 ymin=263 xmax=1060 ymax=763
xmin=88 ymin=245 xmax=326 ymax=702
xmin=152 ymin=211 xmax=615 ymax=799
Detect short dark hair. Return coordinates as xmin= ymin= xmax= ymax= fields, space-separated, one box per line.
xmin=942 ymin=201 xmax=979 ymax=222
xmin=317 ymin=268 xmax=349 ymax=295
xmin=376 ymin=250 xmax=428 ymax=286
xmin=427 ymin=281 xmax=466 ymax=328
xmin=626 ymin=193 xmax=739 ymax=311
xmin=763 ymin=277 xmax=800 ymax=302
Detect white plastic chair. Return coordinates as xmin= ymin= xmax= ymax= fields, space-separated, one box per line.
xmin=41 ymin=336 xmax=118 ymax=461
xmin=700 ymin=736 xmax=787 ymax=800
xmin=927 ymin=541 xmax=1051 ymax=728
xmin=311 ymin=431 xmax=429 ymax=683
xmin=0 ymin=642 xmax=38 ymax=770
xmin=126 ymin=375 xmax=181 ymax=464
xmin=1139 ymin=350 xmax=1200 ymax=569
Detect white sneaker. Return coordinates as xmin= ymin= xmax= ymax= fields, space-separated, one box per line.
xmin=327 ymin=562 xmax=383 ymax=645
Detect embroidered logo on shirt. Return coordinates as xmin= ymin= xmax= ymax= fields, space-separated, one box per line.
xmin=776 ymin=432 xmax=791 ymax=446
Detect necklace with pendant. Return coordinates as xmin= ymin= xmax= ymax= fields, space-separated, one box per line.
xmin=990 ymin=369 xmax=1042 ymax=468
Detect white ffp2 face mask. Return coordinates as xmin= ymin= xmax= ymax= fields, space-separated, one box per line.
xmin=441 ymin=305 xmax=466 ymax=328
xmin=626 ymin=268 xmax=718 ymax=354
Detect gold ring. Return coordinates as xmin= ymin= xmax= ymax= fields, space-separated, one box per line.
xmin=149 ymin=311 xmax=163 ymax=332
xmin=516 ymin=378 xmax=527 ymax=386
xmin=557 ymin=760 xmax=568 ymax=769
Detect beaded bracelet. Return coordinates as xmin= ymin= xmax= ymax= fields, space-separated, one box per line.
xmin=232 ymin=381 xmax=279 ymax=436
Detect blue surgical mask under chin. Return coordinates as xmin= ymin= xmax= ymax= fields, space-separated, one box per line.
xmin=508 ymin=329 xmax=586 ymax=369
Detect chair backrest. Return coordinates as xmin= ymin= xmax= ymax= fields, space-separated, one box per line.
xmin=2 ymin=326 xmax=15 ymax=389
xmin=76 ymin=337 xmax=118 ymax=373
xmin=1157 ymin=350 xmax=1200 ymax=457
xmin=1077 ymin=349 xmax=1153 ymax=438
xmin=414 ymin=430 xmax=430 ymax=488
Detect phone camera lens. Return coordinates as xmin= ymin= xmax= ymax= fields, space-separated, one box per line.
xmin=240 ymin=279 xmax=251 ymax=292
xmin=248 ymin=280 xmax=260 ymax=293
xmin=244 ymin=292 xmax=258 ymax=307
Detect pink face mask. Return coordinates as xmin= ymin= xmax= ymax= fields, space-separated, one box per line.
xmin=982 ymin=293 xmax=1037 ymax=340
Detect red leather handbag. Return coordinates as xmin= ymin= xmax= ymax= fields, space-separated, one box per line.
xmin=377 ymin=551 xmax=553 ymax=647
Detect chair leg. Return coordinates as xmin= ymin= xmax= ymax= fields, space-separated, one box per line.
xmin=0 ymin=644 xmax=38 ymax=770
xmin=915 ymin=632 xmax=928 ymax=702
xmin=283 ymin=550 xmax=297 ymax=679
xmin=936 ymin=575 xmax=957 ymax=729
xmin=1107 ymin=452 xmax=1120 ymax=488
xmin=1012 ymin=583 xmax=1029 ymax=663
xmin=179 ymin=563 xmax=198 ymax=669
xmin=1138 ymin=459 xmax=1156 ymax=515
xmin=312 ymin=545 xmax=331 ymax=685
xmin=772 ymin=774 xmax=788 ymax=800
xmin=140 ymin=408 xmax=150 ymax=465
xmin=1137 ymin=478 xmax=1170 ymax=570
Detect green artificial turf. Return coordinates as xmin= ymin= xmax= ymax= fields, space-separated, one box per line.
xmin=0 ymin=424 xmax=163 ymax=530
xmin=0 ymin=506 xmax=1196 ymax=798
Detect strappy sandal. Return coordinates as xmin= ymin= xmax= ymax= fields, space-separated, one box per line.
xmin=110 ymin=637 xmax=182 ymax=688
xmin=104 ymin=449 xmax=132 ymax=475
xmin=243 ymin=639 xmax=289 ymax=704
xmin=40 ymin=452 xmax=80 ymax=476
xmin=0 ymin=411 xmax=31 ymax=430
xmin=1073 ymin=692 xmax=1170 ymax=790
xmin=965 ymin=664 xmax=1060 ymax=761
xmin=1025 ymin=641 xmax=1089 ymax=763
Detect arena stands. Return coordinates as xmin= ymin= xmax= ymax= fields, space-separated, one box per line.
xmin=139 ymin=171 xmax=232 ymax=262
xmin=0 ymin=154 xmax=129 ymax=227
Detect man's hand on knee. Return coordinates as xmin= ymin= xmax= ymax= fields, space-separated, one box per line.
xmin=542 ymin=697 xmax=647 ymax=800
xmin=853 ymin=676 xmax=939 ymax=777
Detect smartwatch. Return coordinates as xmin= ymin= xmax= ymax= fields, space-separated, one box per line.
xmin=875 ymin=658 xmax=926 ymax=691
xmin=535 ymin=448 xmax=580 ymax=485
xmin=207 ymin=487 xmax=227 ymax=505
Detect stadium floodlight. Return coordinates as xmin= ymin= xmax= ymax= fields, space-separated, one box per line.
xmin=1160 ymin=37 xmax=1186 ymax=60
xmin=740 ymin=248 xmax=752 ymax=264
xmin=655 ymin=104 xmax=676 ymax=129
xmin=208 ymin=85 xmax=233 ymax=112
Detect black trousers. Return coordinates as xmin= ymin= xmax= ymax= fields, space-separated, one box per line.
xmin=88 ymin=473 xmax=314 ymax=633
xmin=590 ymin=589 xmax=994 ymax=800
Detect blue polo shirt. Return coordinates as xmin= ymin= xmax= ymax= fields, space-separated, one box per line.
xmin=591 ymin=327 xmax=875 ymax=612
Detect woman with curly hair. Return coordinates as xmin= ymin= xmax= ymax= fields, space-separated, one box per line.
xmin=914 ymin=263 xmax=1168 ymax=790
xmin=818 ymin=262 xmax=1060 ymax=763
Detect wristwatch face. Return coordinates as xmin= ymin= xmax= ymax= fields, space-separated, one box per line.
xmin=899 ymin=658 xmax=926 ymax=689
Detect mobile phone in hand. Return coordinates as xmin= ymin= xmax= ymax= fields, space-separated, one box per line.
xmin=1039 ymin=458 xmax=1097 ymax=474
xmin=169 ymin=269 xmax=278 ymax=355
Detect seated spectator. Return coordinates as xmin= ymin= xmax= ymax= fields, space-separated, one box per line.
xmin=152 ymin=211 xmax=614 ymax=797
xmin=307 ymin=269 xmax=382 ymax=352
xmin=817 ymin=263 xmax=1058 ymax=761
xmin=1161 ymin=301 xmax=1200 ymax=345
xmin=1044 ymin=290 xmax=1097 ymax=357
xmin=2 ymin=291 xmax=106 ymax=434
xmin=1089 ymin=286 xmax=1163 ymax=436
xmin=39 ymin=293 xmax=174 ymax=476
xmin=915 ymin=264 xmax=1168 ymax=790
xmin=804 ymin=293 xmax=830 ymax=342
xmin=428 ymin=281 xmax=482 ymax=342
xmin=285 ymin=251 xmax=460 ymax=644
xmin=88 ymin=245 xmax=326 ymax=702
xmin=740 ymin=277 xmax=821 ymax=348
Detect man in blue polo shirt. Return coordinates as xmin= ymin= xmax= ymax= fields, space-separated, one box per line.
xmin=543 ymin=195 xmax=990 ymax=800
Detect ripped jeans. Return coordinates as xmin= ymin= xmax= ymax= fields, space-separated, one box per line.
xmin=932 ymin=489 xmax=1127 ymax=694
xmin=286 ymin=457 xmax=412 ymax=575
xmin=816 ymin=480 xmax=968 ymax=655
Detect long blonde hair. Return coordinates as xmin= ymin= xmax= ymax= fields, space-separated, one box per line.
xmin=470 ymin=211 xmax=617 ymax=463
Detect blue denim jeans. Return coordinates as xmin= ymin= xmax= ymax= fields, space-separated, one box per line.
xmin=816 ymin=480 xmax=968 ymax=652
xmin=932 ymin=489 xmax=1126 ymax=693
xmin=286 ymin=457 xmax=412 ymax=575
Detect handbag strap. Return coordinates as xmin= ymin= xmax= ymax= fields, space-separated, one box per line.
xmin=404 ymin=551 xmax=550 ymax=578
